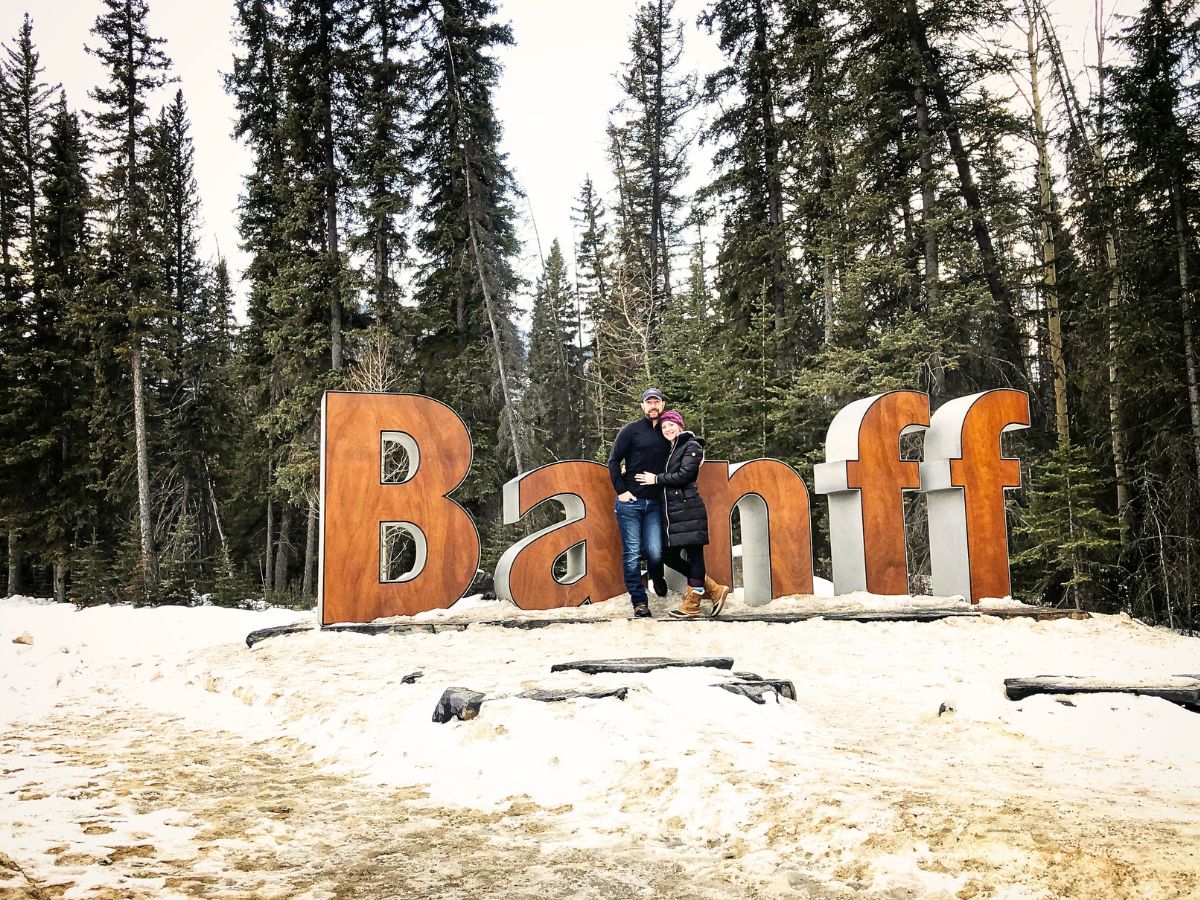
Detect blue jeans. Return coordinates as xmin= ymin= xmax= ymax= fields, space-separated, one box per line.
xmin=614 ymin=497 xmax=664 ymax=605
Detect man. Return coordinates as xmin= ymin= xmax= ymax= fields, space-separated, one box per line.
xmin=608 ymin=387 xmax=671 ymax=617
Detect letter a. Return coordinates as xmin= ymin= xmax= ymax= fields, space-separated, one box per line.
xmin=495 ymin=461 xmax=625 ymax=609
xmin=919 ymin=389 xmax=1030 ymax=603
xmin=319 ymin=392 xmax=480 ymax=624
xmin=814 ymin=391 xmax=930 ymax=595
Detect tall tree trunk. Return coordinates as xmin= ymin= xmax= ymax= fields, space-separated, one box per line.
xmin=6 ymin=530 xmax=18 ymax=596
xmin=130 ymin=342 xmax=158 ymax=588
xmin=321 ymin=6 xmax=343 ymax=371
xmin=1106 ymin=230 xmax=1132 ymax=544
xmin=273 ymin=504 xmax=292 ymax=595
xmin=441 ymin=21 xmax=525 ymax=473
xmin=903 ymin=0 xmax=1025 ymax=379
xmin=53 ymin=555 xmax=66 ymax=603
xmin=265 ymin=460 xmax=275 ymax=593
xmin=909 ymin=29 xmax=940 ymax=309
xmin=753 ymin=0 xmax=788 ymax=360
xmin=648 ymin=0 xmax=666 ymax=322
xmin=1171 ymin=179 xmax=1200 ymax=482
xmin=302 ymin=497 xmax=318 ymax=600
xmin=1026 ymin=3 xmax=1069 ymax=446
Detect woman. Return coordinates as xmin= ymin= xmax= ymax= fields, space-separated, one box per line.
xmin=634 ymin=410 xmax=731 ymax=618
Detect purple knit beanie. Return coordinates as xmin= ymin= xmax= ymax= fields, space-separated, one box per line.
xmin=660 ymin=410 xmax=685 ymax=430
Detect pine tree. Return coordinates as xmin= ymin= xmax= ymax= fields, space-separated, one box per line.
xmin=18 ymin=97 xmax=91 ymax=602
xmin=1111 ymin=0 xmax=1200 ymax=481
xmin=411 ymin=0 xmax=527 ymax=505
xmin=700 ymin=0 xmax=797 ymax=363
xmin=609 ymin=0 xmax=696 ymax=334
xmin=572 ymin=175 xmax=618 ymax=453
xmin=349 ymin=0 xmax=418 ymax=330
xmin=146 ymin=89 xmax=236 ymax=595
xmin=525 ymin=239 xmax=584 ymax=463
xmin=227 ymin=0 xmax=287 ymax=593
xmin=1013 ymin=445 xmax=1119 ymax=609
xmin=87 ymin=0 xmax=175 ymax=592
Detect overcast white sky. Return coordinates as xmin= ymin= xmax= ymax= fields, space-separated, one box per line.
xmin=4 ymin=0 xmax=1115 ymax=317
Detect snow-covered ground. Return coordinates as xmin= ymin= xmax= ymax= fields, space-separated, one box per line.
xmin=2 ymin=591 xmax=1199 ymax=898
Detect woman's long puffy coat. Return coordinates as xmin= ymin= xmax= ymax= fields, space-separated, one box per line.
xmin=657 ymin=431 xmax=709 ymax=547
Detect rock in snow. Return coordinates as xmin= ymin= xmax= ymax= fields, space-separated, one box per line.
xmin=12 ymin=631 xmax=32 ymax=646
xmin=432 ymin=687 xmax=486 ymax=723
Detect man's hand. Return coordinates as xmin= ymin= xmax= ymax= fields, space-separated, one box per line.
xmin=633 ymin=472 xmax=657 ymax=485
xmin=617 ymin=491 xmax=636 ymax=502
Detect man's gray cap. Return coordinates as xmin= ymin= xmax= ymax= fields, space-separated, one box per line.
xmin=641 ymin=388 xmax=664 ymax=401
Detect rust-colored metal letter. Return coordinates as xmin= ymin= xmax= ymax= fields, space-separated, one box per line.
xmin=495 ymin=461 xmax=625 ymax=609
xmin=698 ymin=460 xmax=814 ymax=604
xmin=814 ymin=391 xmax=930 ymax=595
xmin=319 ymin=391 xmax=479 ymax=624
xmin=919 ymin=389 xmax=1031 ymax=603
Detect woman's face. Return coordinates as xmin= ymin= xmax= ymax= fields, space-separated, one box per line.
xmin=661 ymin=420 xmax=681 ymax=441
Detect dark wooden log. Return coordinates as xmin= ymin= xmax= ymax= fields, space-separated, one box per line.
xmin=550 ymin=657 xmax=735 ymax=675
xmin=718 ymin=679 xmax=797 ymax=704
xmin=245 ymin=606 xmax=1088 ymax=648
xmin=245 ymin=623 xmax=316 ymax=648
xmin=1004 ymin=675 xmax=1200 ymax=710
xmin=519 ymin=687 xmax=629 ymax=702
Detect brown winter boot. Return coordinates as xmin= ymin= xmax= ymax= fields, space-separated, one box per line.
xmin=669 ymin=588 xmax=705 ymax=619
xmin=703 ymin=576 xmax=731 ymax=617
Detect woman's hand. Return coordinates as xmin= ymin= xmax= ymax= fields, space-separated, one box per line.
xmin=634 ymin=472 xmax=657 ymax=485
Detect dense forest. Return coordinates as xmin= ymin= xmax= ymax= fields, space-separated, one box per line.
xmin=1 ymin=0 xmax=1197 ymax=630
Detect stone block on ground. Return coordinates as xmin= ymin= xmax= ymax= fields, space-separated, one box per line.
xmin=432 ymin=687 xmax=486 ymax=723
xmin=550 ymin=657 xmax=734 ymax=675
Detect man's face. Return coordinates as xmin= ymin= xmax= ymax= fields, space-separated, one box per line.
xmin=641 ymin=397 xmax=663 ymax=420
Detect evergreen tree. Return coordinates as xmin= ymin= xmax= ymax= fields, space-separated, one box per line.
xmin=525 ymin=239 xmax=584 ymax=463
xmin=87 ymin=0 xmax=175 ymax=592
xmin=22 ymin=98 xmax=91 ymax=602
xmin=1111 ymin=0 xmax=1200 ymax=481
xmin=411 ymin=0 xmax=527 ymax=508
xmin=700 ymin=0 xmax=798 ymax=362
xmin=572 ymin=175 xmax=617 ymax=453
xmin=609 ymin=0 xmax=696 ymax=332
xmin=227 ymin=0 xmax=287 ymax=593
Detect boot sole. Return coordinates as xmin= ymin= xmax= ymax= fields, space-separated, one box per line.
xmin=668 ymin=609 xmax=704 ymax=619
xmin=707 ymin=588 xmax=730 ymax=618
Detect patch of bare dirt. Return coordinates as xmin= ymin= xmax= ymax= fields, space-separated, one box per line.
xmin=1 ymin=710 xmax=766 ymax=899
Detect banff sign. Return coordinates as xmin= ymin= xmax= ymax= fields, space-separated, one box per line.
xmin=317 ymin=389 xmax=1030 ymax=626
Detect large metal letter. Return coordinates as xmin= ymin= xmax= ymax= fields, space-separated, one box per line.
xmin=495 ymin=461 xmax=625 ymax=610
xmin=698 ymin=460 xmax=814 ymax=605
xmin=814 ymin=391 xmax=930 ymax=595
xmin=919 ymin=389 xmax=1031 ymax=603
xmin=319 ymin=392 xmax=479 ymax=624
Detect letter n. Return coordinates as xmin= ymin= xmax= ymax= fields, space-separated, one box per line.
xmin=319 ymin=391 xmax=480 ymax=624
xmin=814 ymin=391 xmax=930 ymax=595
xmin=919 ymin=390 xmax=1031 ymax=603
xmin=495 ymin=461 xmax=624 ymax=609
xmin=698 ymin=460 xmax=813 ymax=604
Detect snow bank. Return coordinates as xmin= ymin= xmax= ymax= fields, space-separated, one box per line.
xmin=4 ymin=594 xmax=1199 ymax=897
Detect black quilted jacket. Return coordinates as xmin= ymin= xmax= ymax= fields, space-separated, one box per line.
xmin=657 ymin=431 xmax=709 ymax=547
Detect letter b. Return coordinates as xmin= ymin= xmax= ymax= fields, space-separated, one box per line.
xmin=319 ymin=392 xmax=480 ymax=624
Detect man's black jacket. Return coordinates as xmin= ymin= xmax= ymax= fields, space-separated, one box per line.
xmin=607 ymin=417 xmax=670 ymax=500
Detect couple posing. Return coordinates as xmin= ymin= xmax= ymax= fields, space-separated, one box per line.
xmin=607 ymin=387 xmax=732 ymax=619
